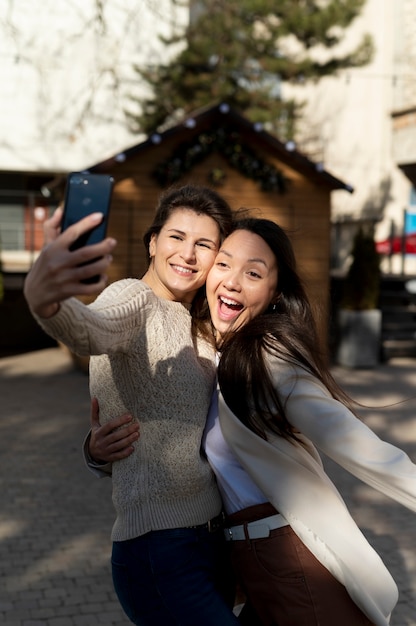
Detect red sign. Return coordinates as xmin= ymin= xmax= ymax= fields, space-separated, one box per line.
xmin=376 ymin=232 xmax=416 ymax=255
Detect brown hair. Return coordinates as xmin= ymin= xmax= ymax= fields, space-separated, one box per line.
xmin=143 ymin=184 xmax=233 ymax=337
xmin=143 ymin=184 xmax=233 ymax=256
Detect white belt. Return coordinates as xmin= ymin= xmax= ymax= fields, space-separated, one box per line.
xmin=224 ymin=513 xmax=289 ymax=541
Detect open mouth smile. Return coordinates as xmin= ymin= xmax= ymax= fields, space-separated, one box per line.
xmin=219 ymin=295 xmax=243 ymax=310
xmin=217 ymin=296 xmax=244 ymax=321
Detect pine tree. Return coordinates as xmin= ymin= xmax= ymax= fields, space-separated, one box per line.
xmin=127 ymin=0 xmax=373 ymax=138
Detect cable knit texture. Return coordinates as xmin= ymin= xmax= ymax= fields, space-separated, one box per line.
xmin=34 ymin=279 xmax=222 ymax=540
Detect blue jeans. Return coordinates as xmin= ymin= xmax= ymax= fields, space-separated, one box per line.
xmin=112 ymin=526 xmax=240 ymax=626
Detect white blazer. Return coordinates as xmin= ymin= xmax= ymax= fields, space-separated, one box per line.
xmin=218 ymin=357 xmax=416 ymax=626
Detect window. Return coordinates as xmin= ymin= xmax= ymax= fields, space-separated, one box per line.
xmin=0 ymin=196 xmax=52 ymax=273
xmin=410 ymin=186 xmax=416 ymax=207
xmin=0 ymin=204 xmax=25 ymax=250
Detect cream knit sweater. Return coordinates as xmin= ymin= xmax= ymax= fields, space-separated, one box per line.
xmin=34 ymin=279 xmax=222 ymax=541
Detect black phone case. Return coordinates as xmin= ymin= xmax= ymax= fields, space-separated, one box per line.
xmin=62 ymin=172 xmax=114 ymax=250
xmin=62 ymin=172 xmax=114 ymax=283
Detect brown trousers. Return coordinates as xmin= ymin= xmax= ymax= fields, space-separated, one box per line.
xmin=228 ymin=506 xmax=375 ymax=626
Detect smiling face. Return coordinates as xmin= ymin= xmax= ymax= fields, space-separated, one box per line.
xmin=206 ymin=229 xmax=279 ymax=338
xmin=143 ymin=208 xmax=221 ymax=303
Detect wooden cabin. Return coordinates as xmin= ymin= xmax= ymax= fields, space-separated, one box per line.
xmin=66 ymin=103 xmax=351 ymax=349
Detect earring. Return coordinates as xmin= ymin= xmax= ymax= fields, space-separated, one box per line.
xmin=270 ymin=294 xmax=281 ymax=312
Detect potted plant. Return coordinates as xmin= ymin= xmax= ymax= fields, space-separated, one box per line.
xmin=336 ymin=227 xmax=382 ymax=368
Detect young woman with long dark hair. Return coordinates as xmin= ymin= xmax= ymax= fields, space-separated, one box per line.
xmin=204 ymin=217 xmax=416 ymax=626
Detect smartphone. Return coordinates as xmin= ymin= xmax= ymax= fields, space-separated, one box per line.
xmin=62 ymin=172 xmax=114 ymax=283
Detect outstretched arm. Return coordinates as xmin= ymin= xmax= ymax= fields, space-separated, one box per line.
xmin=24 ymin=211 xmax=116 ymax=319
xmin=268 ymin=359 xmax=416 ymax=513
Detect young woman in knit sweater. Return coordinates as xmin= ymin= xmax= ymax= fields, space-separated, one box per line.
xmin=23 ymin=185 xmax=242 ymax=626
xmin=92 ymin=217 xmax=416 ymax=626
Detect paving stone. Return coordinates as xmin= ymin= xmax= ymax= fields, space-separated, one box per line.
xmin=1 ymin=348 xmax=415 ymax=625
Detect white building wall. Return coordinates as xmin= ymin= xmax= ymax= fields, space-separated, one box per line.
xmin=392 ymin=0 xmax=416 ymax=111
xmin=284 ymin=0 xmax=414 ymax=272
xmin=0 ymin=0 xmax=188 ymax=172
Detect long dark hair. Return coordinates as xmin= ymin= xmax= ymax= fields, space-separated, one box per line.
xmin=143 ymin=184 xmax=233 ymax=337
xmin=217 ymin=217 xmax=356 ymax=440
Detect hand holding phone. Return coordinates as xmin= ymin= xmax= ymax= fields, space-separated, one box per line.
xmin=62 ymin=172 xmax=114 ymax=283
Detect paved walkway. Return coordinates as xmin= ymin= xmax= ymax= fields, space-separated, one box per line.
xmin=0 ymin=347 xmax=415 ymax=625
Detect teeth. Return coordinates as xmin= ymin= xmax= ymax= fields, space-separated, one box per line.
xmin=220 ymin=296 xmax=241 ymax=307
xmin=173 ymin=265 xmax=193 ymax=275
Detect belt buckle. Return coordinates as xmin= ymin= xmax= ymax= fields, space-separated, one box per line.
xmin=208 ymin=512 xmax=225 ymax=533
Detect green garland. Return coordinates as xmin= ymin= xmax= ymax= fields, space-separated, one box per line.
xmin=153 ymin=127 xmax=288 ymax=192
